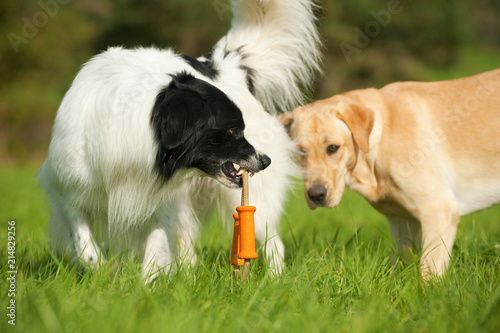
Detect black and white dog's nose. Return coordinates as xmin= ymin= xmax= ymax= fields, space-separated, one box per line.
xmin=307 ymin=184 xmax=327 ymax=205
xmin=259 ymin=154 xmax=272 ymax=170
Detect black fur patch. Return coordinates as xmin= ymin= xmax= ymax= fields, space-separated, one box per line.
xmin=151 ymin=72 xmax=260 ymax=180
xmin=180 ymin=54 xmax=219 ymax=80
xmin=241 ymin=65 xmax=255 ymax=95
xmin=233 ymin=46 xmax=255 ymax=95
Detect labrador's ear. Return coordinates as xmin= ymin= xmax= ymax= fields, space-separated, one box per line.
xmin=337 ymin=104 xmax=374 ymax=153
xmin=279 ymin=111 xmax=295 ymax=135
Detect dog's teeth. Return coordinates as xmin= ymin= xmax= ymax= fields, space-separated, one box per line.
xmin=237 ymin=169 xmax=245 ymax=175
xmin=233 ymin=163 xmax=240 ymax=170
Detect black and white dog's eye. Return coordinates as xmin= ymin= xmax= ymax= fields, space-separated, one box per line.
xmin=327 ymin=144 xmax=339 ymax=155
xmin=228 ymin=128 xmax=237 ymax=136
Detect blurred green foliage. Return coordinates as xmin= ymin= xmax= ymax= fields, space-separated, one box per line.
xmin=1 ymin=0 xmax=499 ymax=163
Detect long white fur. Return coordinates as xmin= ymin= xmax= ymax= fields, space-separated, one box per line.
xmin=221 ymin=0 xmax=322 ymax=112
xmin=39 ymin=0 xmax=321 ymax=282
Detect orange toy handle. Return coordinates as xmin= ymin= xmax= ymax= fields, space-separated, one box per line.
xmin=237 ymin=206 xmax=258 ymax=259
xmin=229 ymin=170 xmax=257 ymax=280
xmin=230 ymin=212 xmax=244 ymax=266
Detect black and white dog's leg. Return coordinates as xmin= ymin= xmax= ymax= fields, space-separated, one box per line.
xmin=176 ymin=179 xmax=223 ymax=270
xmin=176 ymin=190 xmax=201 ymax=269
xmin=142 ymin=206 xmax=179 ymax=284
xmin=48 ymin=194 xmax=105 ymax=268
xmin=250 ymin=165 xmax=291 ymax=277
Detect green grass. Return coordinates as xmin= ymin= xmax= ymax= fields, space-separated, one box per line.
xmin=1 ymin=166 xmax=500 ymax=332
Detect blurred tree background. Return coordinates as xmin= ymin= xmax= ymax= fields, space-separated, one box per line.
xmin=1 ymin=0 xmax=499 ymax=164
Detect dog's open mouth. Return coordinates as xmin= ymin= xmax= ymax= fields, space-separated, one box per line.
xmin=220 ymin=162 xmax=254 ymax=186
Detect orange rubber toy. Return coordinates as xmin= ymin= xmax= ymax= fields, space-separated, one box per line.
xmin=230 ymin=170 xmax=258 ymax=279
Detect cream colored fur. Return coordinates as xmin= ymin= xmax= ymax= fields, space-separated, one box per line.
xmin=282 ymin=69 xmax=500 ymax=279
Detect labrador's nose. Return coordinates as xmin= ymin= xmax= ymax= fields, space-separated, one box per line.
xmin=307 ymin=184 xmax=327 ymax=205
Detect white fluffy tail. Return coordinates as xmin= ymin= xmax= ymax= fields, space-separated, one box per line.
xmin=218 ymin=0 xmax=322 ymax=113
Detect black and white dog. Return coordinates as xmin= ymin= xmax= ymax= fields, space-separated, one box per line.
xmin=39 ymin=0 xmax=321 ymax=282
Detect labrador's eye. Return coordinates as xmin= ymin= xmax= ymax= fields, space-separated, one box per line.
xmin=228 ymin=129 xmax=237 ymax=136
xmin=327 ymin=144 xmax=340 ymax=155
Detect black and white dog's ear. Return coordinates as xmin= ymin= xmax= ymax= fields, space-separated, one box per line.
xmin=151 ymin=74 xmax=205 ymax=150
xmin=151 ymin=73 xmax=210 ymax=177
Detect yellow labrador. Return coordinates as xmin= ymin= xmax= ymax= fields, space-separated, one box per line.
xmin=281 ymin=69 xmax=500 ymax=278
